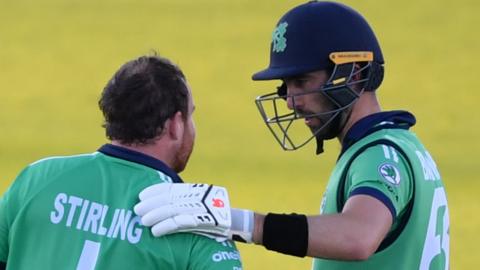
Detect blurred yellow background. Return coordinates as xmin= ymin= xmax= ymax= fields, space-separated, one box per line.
xmin=1 ymin=0 xmax=478 ymax=269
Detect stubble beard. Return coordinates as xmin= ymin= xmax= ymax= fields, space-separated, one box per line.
xmin=308 ymin=110 xmax=340 ymax=141
xmin=310 ymin=106 xmax=352 ymax=142
xmin=172 ymin=137 xmax=194 ymax=173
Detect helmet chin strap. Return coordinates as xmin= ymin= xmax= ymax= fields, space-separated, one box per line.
xmin=314 ymin=105 xmax=354 ymax=155
xmin=315 ymin=136 xmax=325 ymax=155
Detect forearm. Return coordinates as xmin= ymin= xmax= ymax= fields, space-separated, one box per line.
xmin=306 ymin=214 xmax=381 ymax=260
xmin=252 ymin=212 xmax=386 ymax=260
xmin=252 ymin=213 xmax=265 ymax=244
xmin=307 ymin=195 xmax=392 ymax=259
xmin=250 ymin=196 xmax=392 ymax=260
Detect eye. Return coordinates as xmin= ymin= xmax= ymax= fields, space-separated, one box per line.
xmin=292 ymin=78 xmax=308 ymax=88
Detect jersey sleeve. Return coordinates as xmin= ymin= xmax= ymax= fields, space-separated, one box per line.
xmin=187 ymin=236 xmax=242 ymax=270
xmin=344 ymin=144 xmax=413 ymax=222
xmin=0 ymin=191 xmax=10 ymax=263
xmin=0 ymin=166 xmax=33 ymax=264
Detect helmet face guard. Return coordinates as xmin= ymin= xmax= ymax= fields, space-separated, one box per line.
xmin=252 ymin=2 xmax=385 ymax=154
xmin=255 ymin=58 xmax=372 ymax=153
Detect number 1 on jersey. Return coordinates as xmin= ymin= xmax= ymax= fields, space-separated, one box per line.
xmin=76 ymin=240 xmax=101 ymax=270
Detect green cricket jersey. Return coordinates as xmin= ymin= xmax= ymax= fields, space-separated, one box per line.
xmin=313 ymin=111 xmax=449 ymax=270
xmin=0 ymin=144 xmax=242 ymax=270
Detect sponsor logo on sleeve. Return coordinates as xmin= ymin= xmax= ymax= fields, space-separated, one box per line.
xmin=378 ymin=163 xmax=401 ymax=186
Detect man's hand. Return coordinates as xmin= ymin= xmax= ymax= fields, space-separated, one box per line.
xmin=134 ymin=183 xmax=232 ymax=238
xmin=134 ymin=183 xmax=255 ymax=243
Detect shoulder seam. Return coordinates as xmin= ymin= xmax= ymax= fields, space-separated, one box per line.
xmin=29 ymin=152 xmax=99 ymax=166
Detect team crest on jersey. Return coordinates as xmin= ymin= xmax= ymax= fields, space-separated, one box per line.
xmin=378 ymin=163 xmax=401 ymax=185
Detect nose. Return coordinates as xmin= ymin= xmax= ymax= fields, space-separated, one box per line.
xmin=286 ymin=95 xmax=295 ymax=110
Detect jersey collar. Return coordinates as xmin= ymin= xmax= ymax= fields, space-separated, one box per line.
xmin=340 ymin=110 xmax=416 ymax=156
xmin=98 ymin=144 xmax=184 ymax=183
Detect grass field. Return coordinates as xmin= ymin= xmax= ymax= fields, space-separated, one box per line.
xmin=1 ymin=0 xmax=479 ymax=269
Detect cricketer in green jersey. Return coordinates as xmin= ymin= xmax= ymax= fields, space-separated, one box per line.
xmin=0 ymin=55 xmax=242 ymax=270
xmin=133 ymin=2 xmax=449 ymax=269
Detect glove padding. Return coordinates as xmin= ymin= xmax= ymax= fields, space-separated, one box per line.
xmin=134 ymin=183 xmax=231 ymax=239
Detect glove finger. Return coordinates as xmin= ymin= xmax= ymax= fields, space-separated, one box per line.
xmin=152 ymin=214 xmax=230 ymax=240
xmin=141 ymin=205 xmax=175 ymax=226
xmin=134 ymin=195 xmax=171 ymax=216
xmin=151 ymin=215 xmax=199 ymax=237
xmin=174 ymin=214 xmax=202 ymax=228
xmin=151 ymin=218 xmax=181 ymax=237
xmin=188 ymin=231 xmax=228 ymax=242
xmin=139 ymin=183 xmax=173 ymax=200
xmin=177 ymin=214 xmax=230 ymax=238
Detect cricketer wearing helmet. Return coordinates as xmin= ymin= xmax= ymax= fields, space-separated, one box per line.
xmin=133 ymin=2 xmax=449 ymax=269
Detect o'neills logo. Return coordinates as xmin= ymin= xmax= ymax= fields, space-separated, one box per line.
xmin=329 ymin=51 xmax=373 ymax=64
xmin=211 ymin=251 xmax=241 ymax=262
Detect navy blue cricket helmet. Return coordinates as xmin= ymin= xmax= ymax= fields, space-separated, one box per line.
xmin=254 ymin=1 xmax=385 ymax=154
xmin=252 ymin=1 xmax=384 ymax=81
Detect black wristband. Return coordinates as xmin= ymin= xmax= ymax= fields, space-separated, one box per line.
xmin=262 ymin=213 xmax=309 ymax=257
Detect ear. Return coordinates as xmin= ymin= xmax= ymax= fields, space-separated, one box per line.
xmin=353 ymin=63 xmax=362 ymax=81
xmin=165 ymin=111 xmax=185 ymax=141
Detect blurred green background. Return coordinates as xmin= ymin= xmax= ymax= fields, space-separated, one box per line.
xmin=0 ymin=0 xmax=478 ymax=269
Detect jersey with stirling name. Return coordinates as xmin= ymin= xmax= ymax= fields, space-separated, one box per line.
xmin=0 ymin=145 xmax=242 ymax=270
xmin=313 ymin=128 xmax=449 ymax=270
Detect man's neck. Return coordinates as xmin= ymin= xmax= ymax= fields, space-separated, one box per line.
xmin=338 ymin=91 xmax=381 ymax=143
xmin=110 ymin=141 xmax=174 ymax=168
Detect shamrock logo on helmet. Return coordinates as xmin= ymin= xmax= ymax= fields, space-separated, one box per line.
xmin=272 ymin=22 xmax=288 ymax=53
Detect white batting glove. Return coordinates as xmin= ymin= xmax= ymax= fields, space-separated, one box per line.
xmin=134 ymin=183 xmax=255 ymax=243
xmin=134 ymin=183 xmax=231 ymax=238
